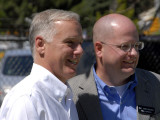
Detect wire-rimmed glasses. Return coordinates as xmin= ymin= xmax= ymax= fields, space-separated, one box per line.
xmin=100 ymin=41 xmax=144 ymax=52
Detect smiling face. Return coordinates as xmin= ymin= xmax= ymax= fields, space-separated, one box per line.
xmin=42 ymin=20 xmax=83 ymax=83
xmin=94 ymin=14 xmax=140 ymax=85
xmin=101 ymin=24 xmax=139 ymax=79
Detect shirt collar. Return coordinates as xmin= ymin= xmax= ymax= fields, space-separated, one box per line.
xmin=30 ymin=63 xmax=72 ymax=103
xmin=93 ymin=63 xmax=137 ymax=92
xmin=93 ymin=63 xmax=106 ymax=90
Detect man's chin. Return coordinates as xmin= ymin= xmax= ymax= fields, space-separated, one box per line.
xmin=122 ymin=68 xmax=135 ymax=74
xmin=66 ymin=69 xmax=77 ymax=78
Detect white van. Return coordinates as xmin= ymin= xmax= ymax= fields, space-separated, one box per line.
xmin=0 ymin=49 xmax=33 ymax=106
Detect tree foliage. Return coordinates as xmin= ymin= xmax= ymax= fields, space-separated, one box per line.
xmin=71 ymin=0 xmax=112 ymax=37
xmin=0 ymin=0 xmax=155 ymax=36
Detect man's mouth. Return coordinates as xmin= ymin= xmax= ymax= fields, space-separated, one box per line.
xmin=124 ymin=60 xmax=134 ymax=64
xmin=68 ymin=59 xmax=79 ymax=65
xmin=122 ymin=60 xmax=137 ymax=68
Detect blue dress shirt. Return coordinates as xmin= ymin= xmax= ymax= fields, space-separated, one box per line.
xmin=93 ymin=65 xmax=137 ymax=120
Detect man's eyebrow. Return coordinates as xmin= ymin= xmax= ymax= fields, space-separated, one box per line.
xmin=64 ymin=37 xmax=83 ymax=42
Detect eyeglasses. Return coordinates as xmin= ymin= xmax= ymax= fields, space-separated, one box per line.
xmin=100 ymin=41 xmax=144 ymax=52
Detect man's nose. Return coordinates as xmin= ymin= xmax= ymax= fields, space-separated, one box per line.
xmin=128 ymin=46 xmax=139 ymax=56
xmin=74 ymin=44 xmax=83 ymax=55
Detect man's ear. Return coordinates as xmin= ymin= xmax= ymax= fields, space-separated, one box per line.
xmin=35 ymin=36 xmax=45 ymax=55
xmin=94 ymin=41 xmax=103 ymax=58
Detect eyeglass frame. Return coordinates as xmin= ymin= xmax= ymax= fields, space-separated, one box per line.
xmin=100 ymin=41 xmax=144 ymax=52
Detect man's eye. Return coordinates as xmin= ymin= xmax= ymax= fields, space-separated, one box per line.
xmin=121 ymin=44 xmax=130 ymax=51
xmin=80 ymin=41 xmax=83 ymax=45
xmin=135 ymin=43 xmax=141 ymax=49
xmin=67 ymin=41 xmax=74 ymax=46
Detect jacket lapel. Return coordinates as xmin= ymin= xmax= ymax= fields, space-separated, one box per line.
xmin=77 ymin=67 xmax=103 ymax=120
xmin=135 ymin=69 xmax=155 ymax=120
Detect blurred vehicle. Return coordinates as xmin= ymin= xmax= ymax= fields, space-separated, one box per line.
xmin=0 ymin=49 xmax=33 ymax=106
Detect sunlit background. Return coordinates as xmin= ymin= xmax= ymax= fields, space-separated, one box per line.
xmin=0 ymin=0 xmax=160 ymax=107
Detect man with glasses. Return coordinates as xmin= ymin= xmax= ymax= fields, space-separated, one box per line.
xmin=69 ymin=14 xmax=160 ymax=120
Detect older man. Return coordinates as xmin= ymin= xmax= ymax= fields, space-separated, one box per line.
xmin=0 ymin=9 xmax=83 ymax=120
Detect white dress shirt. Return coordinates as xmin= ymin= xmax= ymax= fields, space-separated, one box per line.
xmin=0 ymin=63 xmax=79 ymax=120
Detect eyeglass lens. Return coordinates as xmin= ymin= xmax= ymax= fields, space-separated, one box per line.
xmin=121 ymin=42 xmax=144 ymax=52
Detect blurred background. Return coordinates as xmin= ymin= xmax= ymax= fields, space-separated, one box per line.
xmin=0 ymin=0 xmax=160 ymax=106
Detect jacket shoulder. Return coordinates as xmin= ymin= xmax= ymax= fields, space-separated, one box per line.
xmin=136 ymin=68 xmax=160 ymax=82
xmin=68 ymin=73 xmax=89 ymax=92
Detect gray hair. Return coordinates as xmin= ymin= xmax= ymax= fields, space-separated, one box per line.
xmin=29 ymin=9 xmax=80 ymax=57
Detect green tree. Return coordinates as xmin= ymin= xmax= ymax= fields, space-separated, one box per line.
xmin=0 ymin=0 xmax=155 ymax=36
xmin=0 ymin=0 xmax=37 ymax=35
xmin=0 ymin=0 xmax=81 ymax=31
xmin=71 ymin=0 xmax=112 ymax=38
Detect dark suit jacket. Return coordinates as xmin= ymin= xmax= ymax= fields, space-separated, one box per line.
xmin=69 ymin=67 xmax=160 ymax=120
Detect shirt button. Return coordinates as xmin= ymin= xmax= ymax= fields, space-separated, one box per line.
xmin=110 ymin=88 xmax=115 ymax=93
xmin=104 ymin=92 xmax=108 ymax=96
xmin=58 ymin=98 xmax=62 ymax=102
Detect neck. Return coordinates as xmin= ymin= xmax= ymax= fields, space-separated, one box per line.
xmin=96 ymin=67 xmax=131 ymax=86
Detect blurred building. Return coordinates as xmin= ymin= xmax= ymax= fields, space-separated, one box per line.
xmin=138 ymin=0 xmax=160 ymax=35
